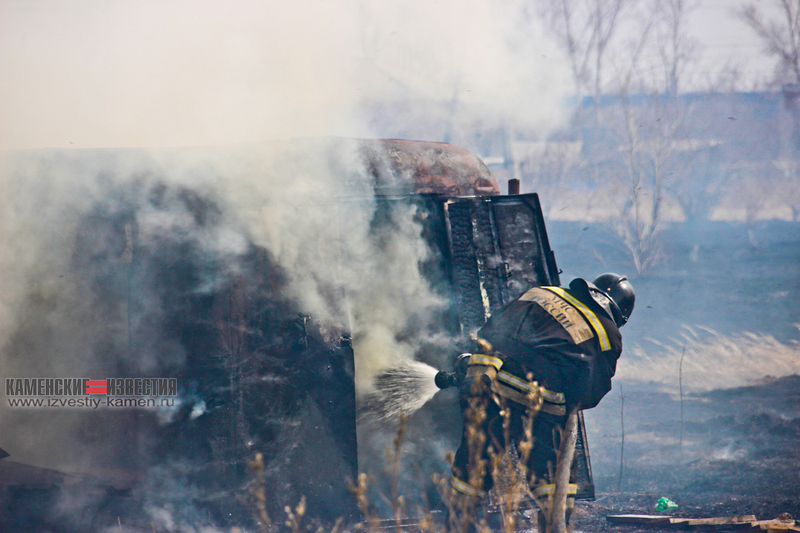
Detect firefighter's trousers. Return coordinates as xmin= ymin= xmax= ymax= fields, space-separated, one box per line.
xmin=447 ymin=375 xmax=576 ymax=530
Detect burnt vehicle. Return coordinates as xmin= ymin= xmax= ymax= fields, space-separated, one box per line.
xmin=0 ymin=138 xmax=591 ymax=531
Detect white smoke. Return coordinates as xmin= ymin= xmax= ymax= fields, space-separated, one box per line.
xmin=0 ymin=140 xmax=441 ymax=478
xmin=0 ymin=0 xmax=568 ymax=151
xmin=204 ymin=140 xmax=451 ymax=393
xmin=0 ymin=1 xmax=571 ymax=526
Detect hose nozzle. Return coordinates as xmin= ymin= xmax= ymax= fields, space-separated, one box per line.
xmin=435 ymin=371 xmax=458 ymax=390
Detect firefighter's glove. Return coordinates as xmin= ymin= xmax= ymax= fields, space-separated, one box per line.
xmin=434 ymin=353 xmax=472 ymax=390
xmin=464 ymin=363 xmax=498 ymax=395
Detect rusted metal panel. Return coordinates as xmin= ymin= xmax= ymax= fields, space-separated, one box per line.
xmin=360 ymin=139 xmax=500 ymax=196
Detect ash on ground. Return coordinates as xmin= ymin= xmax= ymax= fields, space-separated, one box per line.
xmin=572 ymin=374 xmax=800 ymax=532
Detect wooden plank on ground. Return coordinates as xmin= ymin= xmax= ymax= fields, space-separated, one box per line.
xmin=607 ymin=514 xmax=674 ymax=525
xmin=752 ymin=518 xmax=800 ymax=531
xmin=686 ymin=516 xmax=758 ymax=530
xmin=687 ymin=515 xmax=757 ymax=525
xmin=607 ymin=514 xmax=761 ymax=530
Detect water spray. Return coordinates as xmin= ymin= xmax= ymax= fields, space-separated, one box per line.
xmin=359 ymin=360 xmax=442 ymax=421
xmin=359 ymin=354 xmax=470 ymax=422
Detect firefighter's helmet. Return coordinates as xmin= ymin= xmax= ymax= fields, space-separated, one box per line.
xmin=592 ymin=273 xmax=635 ymax=327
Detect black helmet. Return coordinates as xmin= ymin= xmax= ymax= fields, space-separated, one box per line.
xmin=592 ymin=273 xmax=635 ymax=327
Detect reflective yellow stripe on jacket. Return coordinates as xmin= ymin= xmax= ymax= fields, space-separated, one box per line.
xmin=494 ymin=370 xmax=566 ymax=415
xmin=467 ymin=353 xmax=503 ymax=370
xmin=533 ymin=483 xmax=579 ymax=498
xmin=543 ymin=287 xmax=611 ymax=351
xmin=450 ymin=475 xmax=486 ymax=498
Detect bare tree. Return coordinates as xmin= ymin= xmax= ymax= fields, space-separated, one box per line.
xmin=590 ymin=0 xmax=630 ymax=104
xmin=536 ymin=0 xmax=631 ymax=107
xmin=603 ymin=92 xmax=682 ymax=273
xmin=536 ymin=0 xmax=593 ymax=105
xmin=593 ymin=0 xmax=713 ymax=272
xmin=735 ymin=4 xmax=800 ymax=226
xmin=655 ymin=0 xmax=699 ymax=95
xmin=737 ymin=0 xmax=800 ymax=85
xmin=593 ymin=6 xmax=671 ymax=274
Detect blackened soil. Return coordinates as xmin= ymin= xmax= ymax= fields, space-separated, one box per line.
xmin=572 ymin=375 xmax=800 ymax=532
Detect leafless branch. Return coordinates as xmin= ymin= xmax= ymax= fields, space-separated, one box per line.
xmin=737 ymin=0 xmax=800 ymax=84
xmin=537 ymin=0 xmax=633 ymax=105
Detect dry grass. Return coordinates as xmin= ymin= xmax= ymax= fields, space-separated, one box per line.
xmin=191 ymin=328 xmax=800 ymax=532
xmin=238 ymin=375 xmax=581 ymax=533
xmin=616 ymin=325 xmax=800 ymax=393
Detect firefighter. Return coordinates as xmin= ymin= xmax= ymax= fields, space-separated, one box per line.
xmin=443 ymin=273 xmax=634 ymax=532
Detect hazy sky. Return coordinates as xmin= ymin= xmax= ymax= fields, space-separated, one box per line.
xmin=688 ymin=0 xmax=779 ymax=87
xmin=0 ymin=0 xmax=781 ymax=151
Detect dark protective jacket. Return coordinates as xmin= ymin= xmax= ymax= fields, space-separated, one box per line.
xmin=476 ymin=278 xmax=622 ymax=410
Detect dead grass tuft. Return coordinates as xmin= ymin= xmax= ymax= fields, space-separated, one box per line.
xmin=617 ymin=325 xmax=800 ymax=392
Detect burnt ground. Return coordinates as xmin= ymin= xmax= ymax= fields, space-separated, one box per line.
xmin=570 ymin=374 xmax=800 ymax=532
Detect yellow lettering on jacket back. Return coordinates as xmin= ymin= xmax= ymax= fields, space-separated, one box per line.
xmin=518 ymin=287 xmax=595 ymax=344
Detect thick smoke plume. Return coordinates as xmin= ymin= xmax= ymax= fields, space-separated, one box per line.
xmin=211 ymin=140 xmax=453 ymax=394
xmin=0 ymin=139 xmax=448 ymax=460
xmin=0 ymin=2 xmax=572 ymax=527
xmin=0 ymin=142 xmax=461 ymax=529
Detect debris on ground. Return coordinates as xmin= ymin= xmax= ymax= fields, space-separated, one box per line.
xmin=606 ymin=513 xmax=799 ymax=531
xmin=655 ymin=498 xmax=679 ymax=512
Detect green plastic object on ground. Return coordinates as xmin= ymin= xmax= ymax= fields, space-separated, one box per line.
xmin=655 ymin=497 xmax=679 ymax=512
